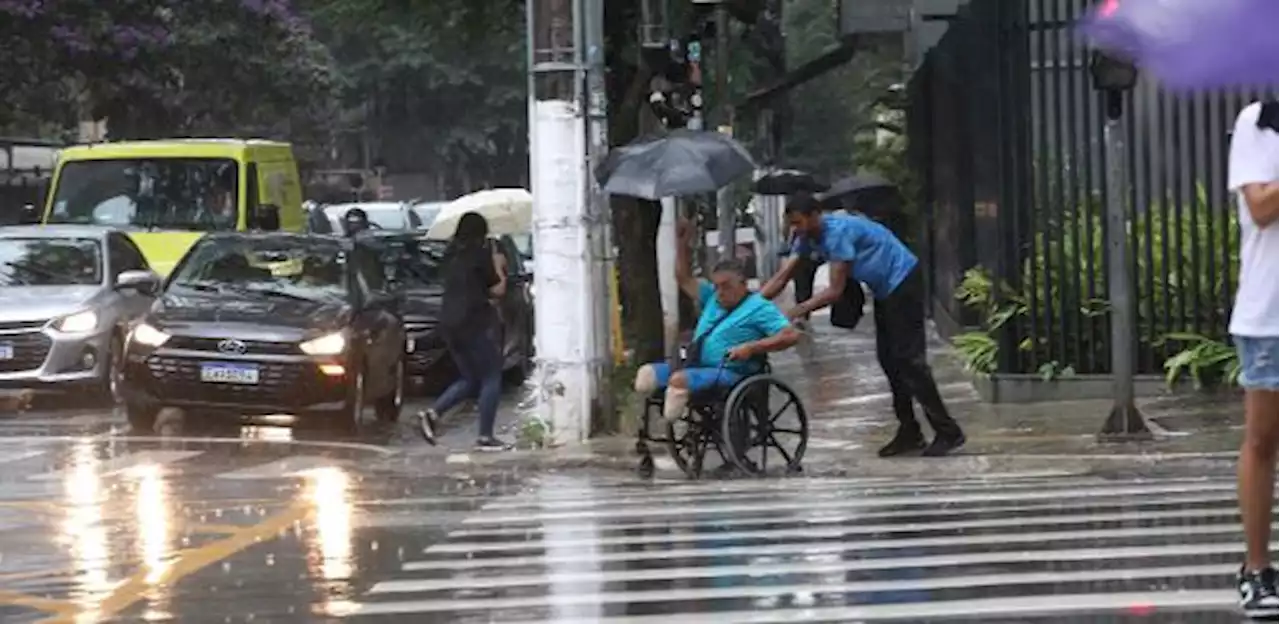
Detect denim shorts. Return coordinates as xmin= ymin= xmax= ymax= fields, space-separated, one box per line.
xmin=1235 ymin=335 xmax=1280 ymax=391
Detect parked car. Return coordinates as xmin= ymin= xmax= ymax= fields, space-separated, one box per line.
xmin=366 ymin=231 xmax=534 ymax=387
xmin=0 ymin=225 xmax=161 ymax=399
xmin=120 ymin=232 xmax=406 ymax=432
xmin=323 ymin=202 xmax=421 ymax=233
xmin=410 ymin=201 xmax=447 ymax=232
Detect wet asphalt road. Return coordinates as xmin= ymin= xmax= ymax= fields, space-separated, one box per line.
xmin=0 ymin=390 xmax=1269 ymax=623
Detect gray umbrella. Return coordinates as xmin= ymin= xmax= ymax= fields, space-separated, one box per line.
xmin=816 ymin=173 xmax=895 ymax=211
xmin=595 ymin=129 xmax=756 ymax=200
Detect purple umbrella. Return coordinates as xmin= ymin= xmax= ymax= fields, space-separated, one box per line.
xmin=1078 ymin=0 xmax=1278 ymax=91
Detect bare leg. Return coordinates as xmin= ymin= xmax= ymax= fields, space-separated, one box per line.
xmin=1240 ymin=388 xmax=1279 ymax=571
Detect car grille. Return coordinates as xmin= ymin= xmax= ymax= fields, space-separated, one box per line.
xmin=0 ymin=332 xmax=52 ymax=373
xmin=143 ymin=356 xmax=321 ymax=405
xmin=164 ymin=337 xmax=299 ymax=356
xmin=0 ymin=320 xmax=48 ymax=332
xmin=404 ymin=319 xmax=437 ymax=336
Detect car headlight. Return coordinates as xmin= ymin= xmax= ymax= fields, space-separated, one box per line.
xmin=300 ymin=332 xmax=346 ymax=356
xmin=131 ymin=323 xmax=171 ymax=347
xmin=54 ymin=310 xmax=98 ymax=334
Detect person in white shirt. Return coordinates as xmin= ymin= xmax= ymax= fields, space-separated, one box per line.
xmin=1227 ymin=99 xmax=1279 ymax=620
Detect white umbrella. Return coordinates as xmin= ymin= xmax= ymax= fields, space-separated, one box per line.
xmin=426 ymin=188 xmax=532 ymax=240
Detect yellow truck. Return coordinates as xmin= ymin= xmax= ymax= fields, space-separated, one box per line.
xmin=42 ymin=139 xmax=305 ymax=274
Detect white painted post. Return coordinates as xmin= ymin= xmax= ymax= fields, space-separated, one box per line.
xmin=528 ymin=0 xmax=599 ymax=445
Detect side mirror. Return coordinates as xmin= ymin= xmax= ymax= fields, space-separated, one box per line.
xmin=253 ymin=204 xmax=281 ymax=231
xmin=116 ymin=270 xmax=160 ymax=295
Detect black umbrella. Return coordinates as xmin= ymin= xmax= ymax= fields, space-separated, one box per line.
xmin=752 ymin=169 xmax=829 ymax=195
xmin=595 ymin=129 xmax=756 ymax=200
xmin=816 ymin=173 xmax=895 ymax=211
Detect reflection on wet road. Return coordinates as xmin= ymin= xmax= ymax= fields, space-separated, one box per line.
xmin=0 ymin=402 xmax=1268 ymax=623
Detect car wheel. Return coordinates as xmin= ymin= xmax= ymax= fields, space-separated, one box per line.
xmin=100 ymin=334 xmax=125 ymax=405
xmin=126 ymin=401 xmax=158 ymax=433
xmin=375 ymin=357 xmax=404 ymax=423
xmin=334 ymin=367 xmax=366 ymax=434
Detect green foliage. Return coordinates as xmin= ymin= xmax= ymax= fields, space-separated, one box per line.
xmin=950 ymin=267 xmax=1027 ymax=376
xmin=963 ymin=188 xmax=1240 ymax=377
xmin=1160 ymin=332 xmax=1241 ymax=390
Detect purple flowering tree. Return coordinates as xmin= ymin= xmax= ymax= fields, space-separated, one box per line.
xmin=0 ymin=0 xmax=336 ymax=141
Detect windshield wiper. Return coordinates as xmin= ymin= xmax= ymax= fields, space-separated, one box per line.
xmin=232 ymin=285 xmax=323 ymax=303
xmin=172 ymin=281 xmax=223 ymax=294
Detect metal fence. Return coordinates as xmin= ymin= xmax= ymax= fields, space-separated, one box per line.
xmin=908 ymin=0 xmax=1272 ymax=376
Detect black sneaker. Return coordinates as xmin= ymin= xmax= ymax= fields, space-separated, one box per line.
xmin=417 ymin=409 xmax=438 ymax=446
xmin=878 ymin=430 xmax=927 ymax=457
xmin=1238 ymin=565 xmax=1279 ymax=620
xmin=474 ymin=436 xmax=512 ymax=452
xmin=923 ymin=432 xmax=967 ymax=457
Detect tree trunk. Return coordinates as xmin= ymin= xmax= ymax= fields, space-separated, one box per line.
xmin=605 ymin=4 xmax=665 ymax=365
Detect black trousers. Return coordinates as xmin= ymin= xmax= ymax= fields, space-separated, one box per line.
xmin=872 ymin=266 xmax=962 ymax=439
xmin=793 ymin=256 xmax=820 ymax=318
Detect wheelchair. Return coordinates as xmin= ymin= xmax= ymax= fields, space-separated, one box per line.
xmin=635 ymin=358 xmax=810 ymax=480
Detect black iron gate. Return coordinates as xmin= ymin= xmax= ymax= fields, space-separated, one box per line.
xmin=908 ymin=0 xmax=1272 ymax=376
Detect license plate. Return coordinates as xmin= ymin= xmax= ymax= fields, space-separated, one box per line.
xmin=199 ymin=362 xmax=260 ymax=384
xmin=0 ymin=343 xmax=11 ymax=360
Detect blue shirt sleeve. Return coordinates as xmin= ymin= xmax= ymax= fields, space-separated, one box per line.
xmin=697 ymin=279 xmax=715 ymax=308
xmin=823 ymin=218 xmax=858 ymax=263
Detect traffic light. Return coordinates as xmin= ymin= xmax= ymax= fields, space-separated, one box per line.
xmin=1090 ymin=51 xmax=1138 ymax=120
xmin=647 ymin=37 xmax=705 ymax=129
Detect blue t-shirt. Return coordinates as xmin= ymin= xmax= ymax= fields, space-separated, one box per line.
xmin=791 ymin=213 xmax=917 ymax=299
xmin=693 ymin=281 xmax=792 ymax=373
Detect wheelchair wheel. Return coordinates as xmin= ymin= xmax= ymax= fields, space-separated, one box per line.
xmin=720 ymin=375 xmax=808 ymax=477
xmin=665 ymin=406 xmax=729 ymax=480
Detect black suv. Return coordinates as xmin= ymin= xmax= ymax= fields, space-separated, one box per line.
xmin=121 ymin=233 xmax=406 ymax=432
xmin=367 ymin=231 xmax=534 ymax=386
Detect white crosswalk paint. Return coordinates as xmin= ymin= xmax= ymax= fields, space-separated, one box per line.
xmin=27 ymin=449 xmax=204 ymax=481
xmin=0 ymin=449 xmax=43 ymax=465
xmin=344 ymin=471 xmax=1262 ymax=621
xmin=216 ymin=455 xmax=349 ymax=480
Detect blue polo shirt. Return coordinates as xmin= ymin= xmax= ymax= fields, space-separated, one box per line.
xmin=694 ymin=281 xmax=791 ymax=373
xmin=791 ymin=213 xmax=917 ymax=299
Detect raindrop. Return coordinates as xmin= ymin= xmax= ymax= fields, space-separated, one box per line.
xmin=266 ymin=554 xmax=275 ymax=566
xmin=370 ymin=541 xmax=379 ymax=552
xmin=214 ymin=509 xmax=223 ymax=518
xmin=222 ymin=562 xmax=231 ymax=573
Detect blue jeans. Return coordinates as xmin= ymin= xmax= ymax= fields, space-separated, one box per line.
xmin=434 ymin=328 xmax=504 ymax=437
xmin=1235 ymin=335 xmax=1280 ymax=391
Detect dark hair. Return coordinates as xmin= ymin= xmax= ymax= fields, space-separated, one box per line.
xmin=451 ymin=211 xmax=490 ymax=250
xmin=785 ymin=192 xmax=823 ymax=216
xmin=710 ymin=259 xmax=747 ymax=279
xmin=1258 ymin=100 xmax=1278 ymax=132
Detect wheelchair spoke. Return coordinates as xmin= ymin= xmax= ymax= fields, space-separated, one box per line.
xmin=771 ymin=427 xmax=804 ymax=435
xmin=768 ymin=396 xmax=797 ymax=425
xmin=768 ymin=436 xmax=795 ymax=466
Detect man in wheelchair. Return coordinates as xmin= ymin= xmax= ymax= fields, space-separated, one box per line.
xmin=634 ymin=219 xmax=802 ymax=424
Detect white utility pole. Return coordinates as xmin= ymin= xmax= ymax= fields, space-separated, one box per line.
xmin=527 ymin=0 xmax=609 ymax=445
xmin=657 ymin=198 xmax=679 ymax=359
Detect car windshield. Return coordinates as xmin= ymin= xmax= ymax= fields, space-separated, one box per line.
xmin=0 ymin=237 xmax=102 ymax=286
xmin=48 ymin=158 xmax=239 ymax=231
xmin=412 ymin=203 xmax=445 ymax=230
xmin=373 ymin=237 xmax=444 ymax=290
xmin=169 ymin=237 xmax=347 ymax=302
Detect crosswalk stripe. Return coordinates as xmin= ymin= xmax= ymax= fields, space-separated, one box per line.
xmin=351 ymin=564 xmax=1234 ymax=615
xmin=493 ymin=590 xmax=1240 ymax=623
xmin=448 ymin=493 xmax=1239 ymax=542
xmin=461 ymin=481 xmax=1238 ymax=525
xmin=371 ymin=541 xmax=1253 ymax=594
xmin=0 ymin=449 xmax=43 ymax=465
xmin=404 ymin=522 xmax=1255 ymax=571
xmin=216 ymin=456 xmax=348 ymax=480
xmin=429 ymin=504 xmax=1255 ymax=555
xmin=479 ymin=475 xmax=1139 ymax=511
xmin=27 ymin=449 xmax=203 ymax=481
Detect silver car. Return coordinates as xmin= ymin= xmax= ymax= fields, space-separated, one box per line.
xmin=0 ymin=225 xmax=161 ymax=399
